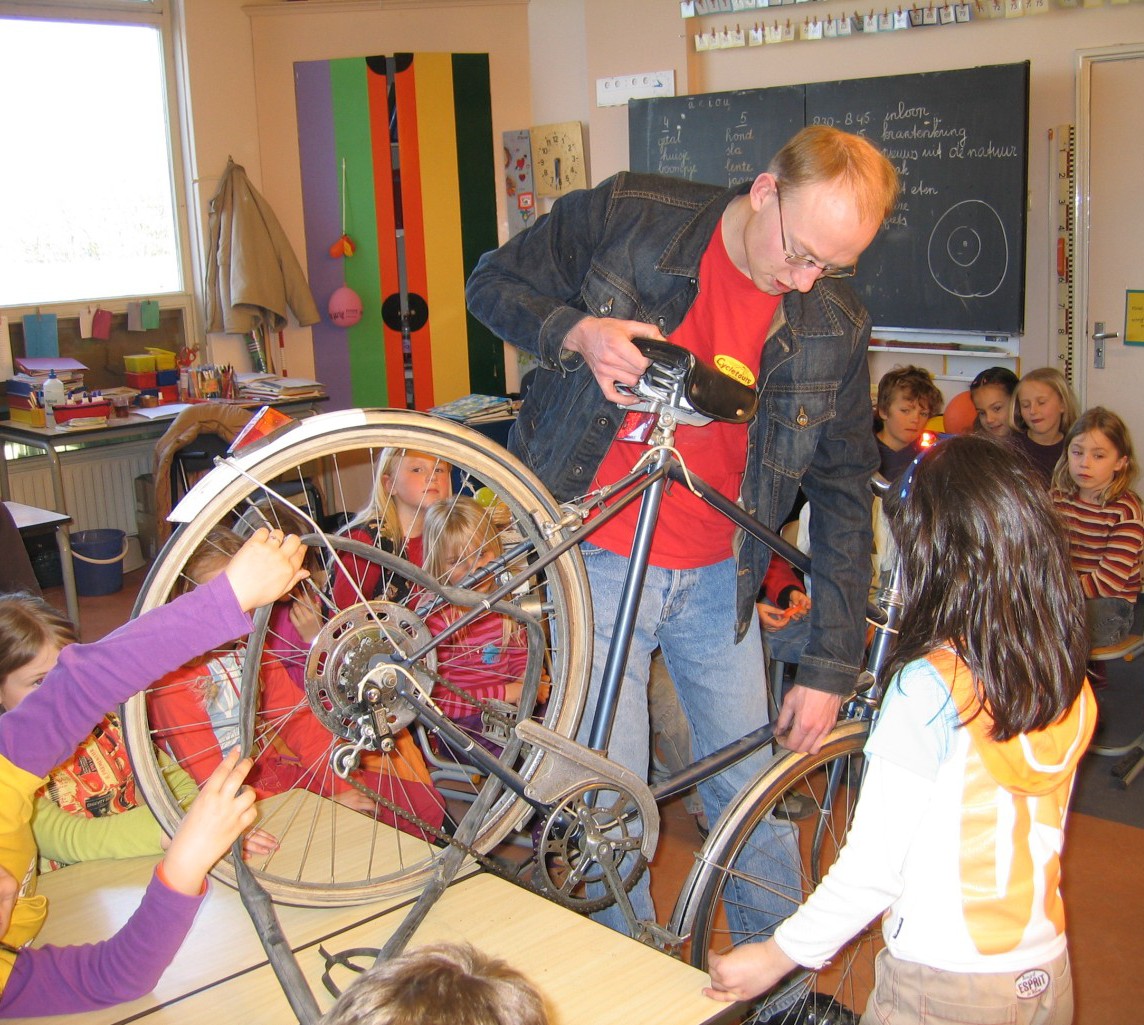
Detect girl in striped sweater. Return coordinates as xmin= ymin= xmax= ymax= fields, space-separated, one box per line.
xmin=1051 ymin=406 xmax=1144 ymax=648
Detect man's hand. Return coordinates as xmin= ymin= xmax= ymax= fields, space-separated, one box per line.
xmin=562 ymin=317 xmax=661 ymax=404
xmin=773 ymin=684 xmax=843 ymax=754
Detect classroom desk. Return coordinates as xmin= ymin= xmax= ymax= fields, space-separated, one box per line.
xmin=29 ymin=856 xmax=734 ymax=1025
xmin=4 ymin=500 xmax=80 ymax=627
xmin=0 ymin=397 xmax=327 ymax=526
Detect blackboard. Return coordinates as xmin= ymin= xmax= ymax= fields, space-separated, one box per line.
xmin=629 ymin=63 xmax=1029 ymax=334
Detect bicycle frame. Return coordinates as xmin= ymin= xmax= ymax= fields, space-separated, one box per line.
xmin=152 ymin=404 xmax=906 ymax=1019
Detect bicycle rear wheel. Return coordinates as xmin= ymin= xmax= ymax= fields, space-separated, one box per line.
xmin=672 ymin=722 xmax=877 ymax=1023
xmin=123 ymin=408 xmax=591 ymax=905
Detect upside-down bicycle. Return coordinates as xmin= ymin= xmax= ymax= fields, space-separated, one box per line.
xmin=122 ymin=342 xmax=901 ymax=1023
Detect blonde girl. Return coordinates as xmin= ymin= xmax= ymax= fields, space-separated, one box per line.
xmin=422 ymin=498 xmax=530 ymax=752
xmin=332 ymin=448 xmax=451 ymax=609
xmin=1051 ymin=406 xmax=1144 ymax=647
xmin=1011 ymin=367 xmax=1079 ymax=485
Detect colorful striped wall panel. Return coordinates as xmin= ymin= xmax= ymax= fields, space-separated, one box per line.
xmin=295 ymin=53 xmax=502 ymax=410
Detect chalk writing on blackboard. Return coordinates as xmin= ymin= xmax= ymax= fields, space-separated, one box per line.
xmin=630 ymin=64 xmax=1029 ymax=333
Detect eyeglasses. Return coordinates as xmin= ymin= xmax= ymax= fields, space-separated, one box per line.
xmin=775 ymin=183 xmax=857 ymax=279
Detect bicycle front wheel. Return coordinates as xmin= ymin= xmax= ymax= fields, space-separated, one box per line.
xmin=672 ymin=721 xmax=878 ymax=1023
xmin=123 ymin=408 xmax=591 ymax=906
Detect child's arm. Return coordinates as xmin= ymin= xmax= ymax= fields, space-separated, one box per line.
xmin=0 ymin=750 xmax=258 ymax=1017
xmin=31 ymin=797 xmax=168 ymax=866
xmin=705 ymin=941 xmax=798 ymax=1002
xmin=0 ymin=530 xmax=306 ymax=780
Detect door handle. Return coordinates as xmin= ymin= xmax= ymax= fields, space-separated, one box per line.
xmin=1092 ymin=321 xmax=1118 ymax=369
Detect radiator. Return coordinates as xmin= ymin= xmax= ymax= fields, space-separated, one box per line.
xmin=5 ymin=441 xmax=154 ymax=536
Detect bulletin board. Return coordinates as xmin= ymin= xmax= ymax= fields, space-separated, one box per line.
xmin=3 ymin=308 xmax=187 ymax=394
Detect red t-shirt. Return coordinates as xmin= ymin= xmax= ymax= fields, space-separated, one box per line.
xmin=591 ymin=223 xmax=779 ymax=568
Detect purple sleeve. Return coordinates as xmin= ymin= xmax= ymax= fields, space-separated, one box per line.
xmin=0 ymin=574 xmax=251 ymax=777
xmin=0 ymin=870 xmax=203 ymax=1017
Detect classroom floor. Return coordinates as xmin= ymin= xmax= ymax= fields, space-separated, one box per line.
xmin=49 ymin=569 xmax=1144 ymax=1025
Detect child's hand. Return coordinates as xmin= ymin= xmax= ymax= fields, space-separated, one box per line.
xmin=0 ymin=863 xmax=17 ymax=939
xmin=756 ymin=601 xmax=794 ymax=632
xmin=288 ymin=592 xmax=323 ymax=644
xmin=333 ymin=788 xmax=377 ymax=814
xmin=225 ymin=528 xmax=310 ymax=612
xmin=241 ymin=826 xmax=280 ymax=859
xmin=160 ymin=748 xmax=258 ymax=896
xmin=786 ymin=590 xmax=811 ymax=621
xmin=702 ymin=940 xmax=798 ymax=1003
xmin=502 ymin=679 xmax=550 ymax=706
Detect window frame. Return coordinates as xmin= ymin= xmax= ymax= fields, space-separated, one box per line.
xmin=0 ymin=0 xmax=200 ymax=346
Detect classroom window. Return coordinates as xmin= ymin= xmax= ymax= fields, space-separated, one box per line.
xmin=0 ymin=9 xmax=184 ymax=307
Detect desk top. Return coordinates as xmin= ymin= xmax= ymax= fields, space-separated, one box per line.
xmin=30 ymin=856 xmax=730 ymax=1025
xmin=0 ymin=397 xmax=328 ymax=445
xmin=4 ymin=500 xmax=70 ymax=530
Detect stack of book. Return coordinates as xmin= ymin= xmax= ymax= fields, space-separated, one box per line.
xmin=236 ymin=373 xmax=325 ymax=401
xmin=428 ymin=394 xmax=516 ymax=425
xmin=7 ymin=357 xmax=88 ymax=426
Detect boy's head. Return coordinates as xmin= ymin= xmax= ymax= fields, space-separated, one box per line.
xmin=320 ymin=942 xmax=548 ymax=1025
xmin=875 ymin=365 xmax=944 ymax=452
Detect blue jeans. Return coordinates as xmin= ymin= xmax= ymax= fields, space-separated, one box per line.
xmin=578 ymin=545 xmax=797 ymax=937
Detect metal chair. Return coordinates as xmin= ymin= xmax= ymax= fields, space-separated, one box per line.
xmin=1088 ymin=593 xmax=1144 ymax=789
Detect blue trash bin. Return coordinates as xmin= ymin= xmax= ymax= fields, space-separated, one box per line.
xmin=71 ymin=529 xmax=129 ymax=596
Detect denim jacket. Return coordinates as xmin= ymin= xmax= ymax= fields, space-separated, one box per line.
xmin=466 ymin=172 xmax=878 ymax=697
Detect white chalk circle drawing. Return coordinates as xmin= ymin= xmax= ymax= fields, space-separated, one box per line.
xmin=927 ymin=200 xmax=1008 ymax=299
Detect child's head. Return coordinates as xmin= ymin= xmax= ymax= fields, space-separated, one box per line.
xmin=875 ymin=365 xmax=944 ymax=452
xmin=0 ymin=593 xmax=77 ymax=711
xmin=320 ymin=942 xmax=548 ymax=1025
xmin=349 ymin=448 xmax=452 ymax=542
xmin=968 ymin=366 xmax=1018 ymax=439
xmin=172 ymin=527 xmax=245 ymax=598
xmin=423 ymin=497 xmax=502 ymax=587
xmin=884 ymin=434 xmax=1088 ymax=741
xmin=1012 ymin=367 xmax=1078 ymax=443
xmin=1051 ymin=406 xmax=1137 ymax=503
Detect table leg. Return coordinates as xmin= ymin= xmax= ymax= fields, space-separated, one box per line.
xmin=54 ymin=524 xmax=82 ymax=629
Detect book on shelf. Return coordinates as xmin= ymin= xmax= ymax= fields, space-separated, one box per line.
xmin=428 ymin=394 xmax=515 ymax=424
xmin=237 ymin=373 xmax=324 ymax=399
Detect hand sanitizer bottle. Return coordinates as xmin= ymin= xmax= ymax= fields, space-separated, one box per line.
xmin=43 ymin=369 xmax=66 ymax=427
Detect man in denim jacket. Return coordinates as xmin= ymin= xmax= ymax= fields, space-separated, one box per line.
xmin=466 ymin=127 xmax=897 ymax=931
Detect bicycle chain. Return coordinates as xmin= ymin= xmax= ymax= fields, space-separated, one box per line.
xmin=335 ymin=727 xmax=645 ymax=914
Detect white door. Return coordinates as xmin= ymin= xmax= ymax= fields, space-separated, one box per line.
xmin=1076 ymin=47 xmax=1144 ymax=448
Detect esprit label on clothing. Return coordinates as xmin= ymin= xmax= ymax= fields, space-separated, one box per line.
xmin=1015 ymin=968 xmax=1051 ymax=999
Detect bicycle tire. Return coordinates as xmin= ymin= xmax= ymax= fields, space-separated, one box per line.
xmin=671 ymin=721 xmax=878 ymax=1022
xmin=123 ymin=408 xmax=591 ymax=906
